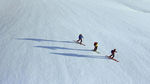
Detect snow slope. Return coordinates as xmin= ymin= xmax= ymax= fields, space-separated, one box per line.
xmin=0 ymin=0 xmax=150 ymax=84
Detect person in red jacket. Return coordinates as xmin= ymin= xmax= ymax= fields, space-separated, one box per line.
xmin=109 ymin=49 xmax=117 ymax=59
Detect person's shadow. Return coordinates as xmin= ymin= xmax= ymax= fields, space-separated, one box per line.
xmin=34 ymin=46 xmax=91 ymax=52
xmin=17 ymin=38 xmax=91 ymax=52
xmin=16 ymin=38 xmax=74 ymax=43
xmin=51 ymin=52 xmax=108 ymax=59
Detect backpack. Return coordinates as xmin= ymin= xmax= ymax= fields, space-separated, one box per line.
xmin=111 ymin=50 xmax=116 ymax=54
xmin=111 ymin=50 xmax=113 ymax=53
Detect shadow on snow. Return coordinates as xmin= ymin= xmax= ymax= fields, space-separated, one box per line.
xmin=16 ymin=38 xmax=74 ymax=43
xmin=34 ymin=46 xmax=91 ymax=52
xmin=51 ymin=52 xmax=108 ymax=59
xmin=16 ymin=38 xmax=108 ymax=59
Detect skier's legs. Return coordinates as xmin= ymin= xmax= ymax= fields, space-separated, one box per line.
xmin=80 ymin=39 xmax=82 ymax=44
xmin=94 ymin=46 xmax=97 ymax=51
xmin=112 ymin=54 xmax=115 ymax=58
xmin=77 ymin=39 xmax=79 ymax=42
xmin=77 ymin=39 xmax=82 ymax=44
xmin=109 ymin=54 xmax=112 ymax=58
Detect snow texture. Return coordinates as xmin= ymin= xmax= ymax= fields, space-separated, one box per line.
xmin=0 ymin=0 xmax=150 ymax=84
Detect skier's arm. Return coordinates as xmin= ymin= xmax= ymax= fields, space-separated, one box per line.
xmin=82 ymin=36 xmax=84 ymax=39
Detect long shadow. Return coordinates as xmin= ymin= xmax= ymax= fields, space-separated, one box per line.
xmin=34 ymin=46 xmax=91 ymax=52
xmin=51 ymin=52 xmax=108 ymax=59
xmin=16 ymin=38 xmax=74 ymax=43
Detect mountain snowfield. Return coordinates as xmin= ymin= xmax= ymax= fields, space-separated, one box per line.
xmin=0 ymin=0 xmax=150 ymax=84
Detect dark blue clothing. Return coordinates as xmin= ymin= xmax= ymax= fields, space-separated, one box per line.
xmin=79 ymin=35 xmax=83 ymax=39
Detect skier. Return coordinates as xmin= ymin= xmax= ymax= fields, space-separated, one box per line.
xmin=93 ymin=42 xmax=98 ymax=51
xmin=109 ymin=49 xmax=117 ymax=59
xmin=77 ymin=34 xmax=83 ymax=44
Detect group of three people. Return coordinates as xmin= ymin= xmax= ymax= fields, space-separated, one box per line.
xmin=77 ymin=34 xmax=117 ymax=59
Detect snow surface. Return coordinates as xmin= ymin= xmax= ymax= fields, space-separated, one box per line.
xmin=0 ymin=0 xmax=150 ymax=84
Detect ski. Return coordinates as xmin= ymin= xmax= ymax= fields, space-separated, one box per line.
xmin=73 ymin=40 xmax=86 ymax=46
xmin=107 ymin=56 xmax=119 ymax=62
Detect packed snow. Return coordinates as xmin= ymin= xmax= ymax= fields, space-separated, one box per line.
xmin=0 ymin=0 xmax=150 ymax=84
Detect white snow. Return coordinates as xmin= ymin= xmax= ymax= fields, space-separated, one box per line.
xmin=0 ymin=0 xmax=150 ymax=84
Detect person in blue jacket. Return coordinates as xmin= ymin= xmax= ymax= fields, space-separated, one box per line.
xmin=77 ymin=34 xmax=83 ymax=44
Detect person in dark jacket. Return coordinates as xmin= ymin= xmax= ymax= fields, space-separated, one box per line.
xmin=77 ymin=34 xmax=83 ymax=44
xmin=109 ymin=49 xmax=117 ymax=59
xmin=93 ymin=42 xmax=98 ymax=51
